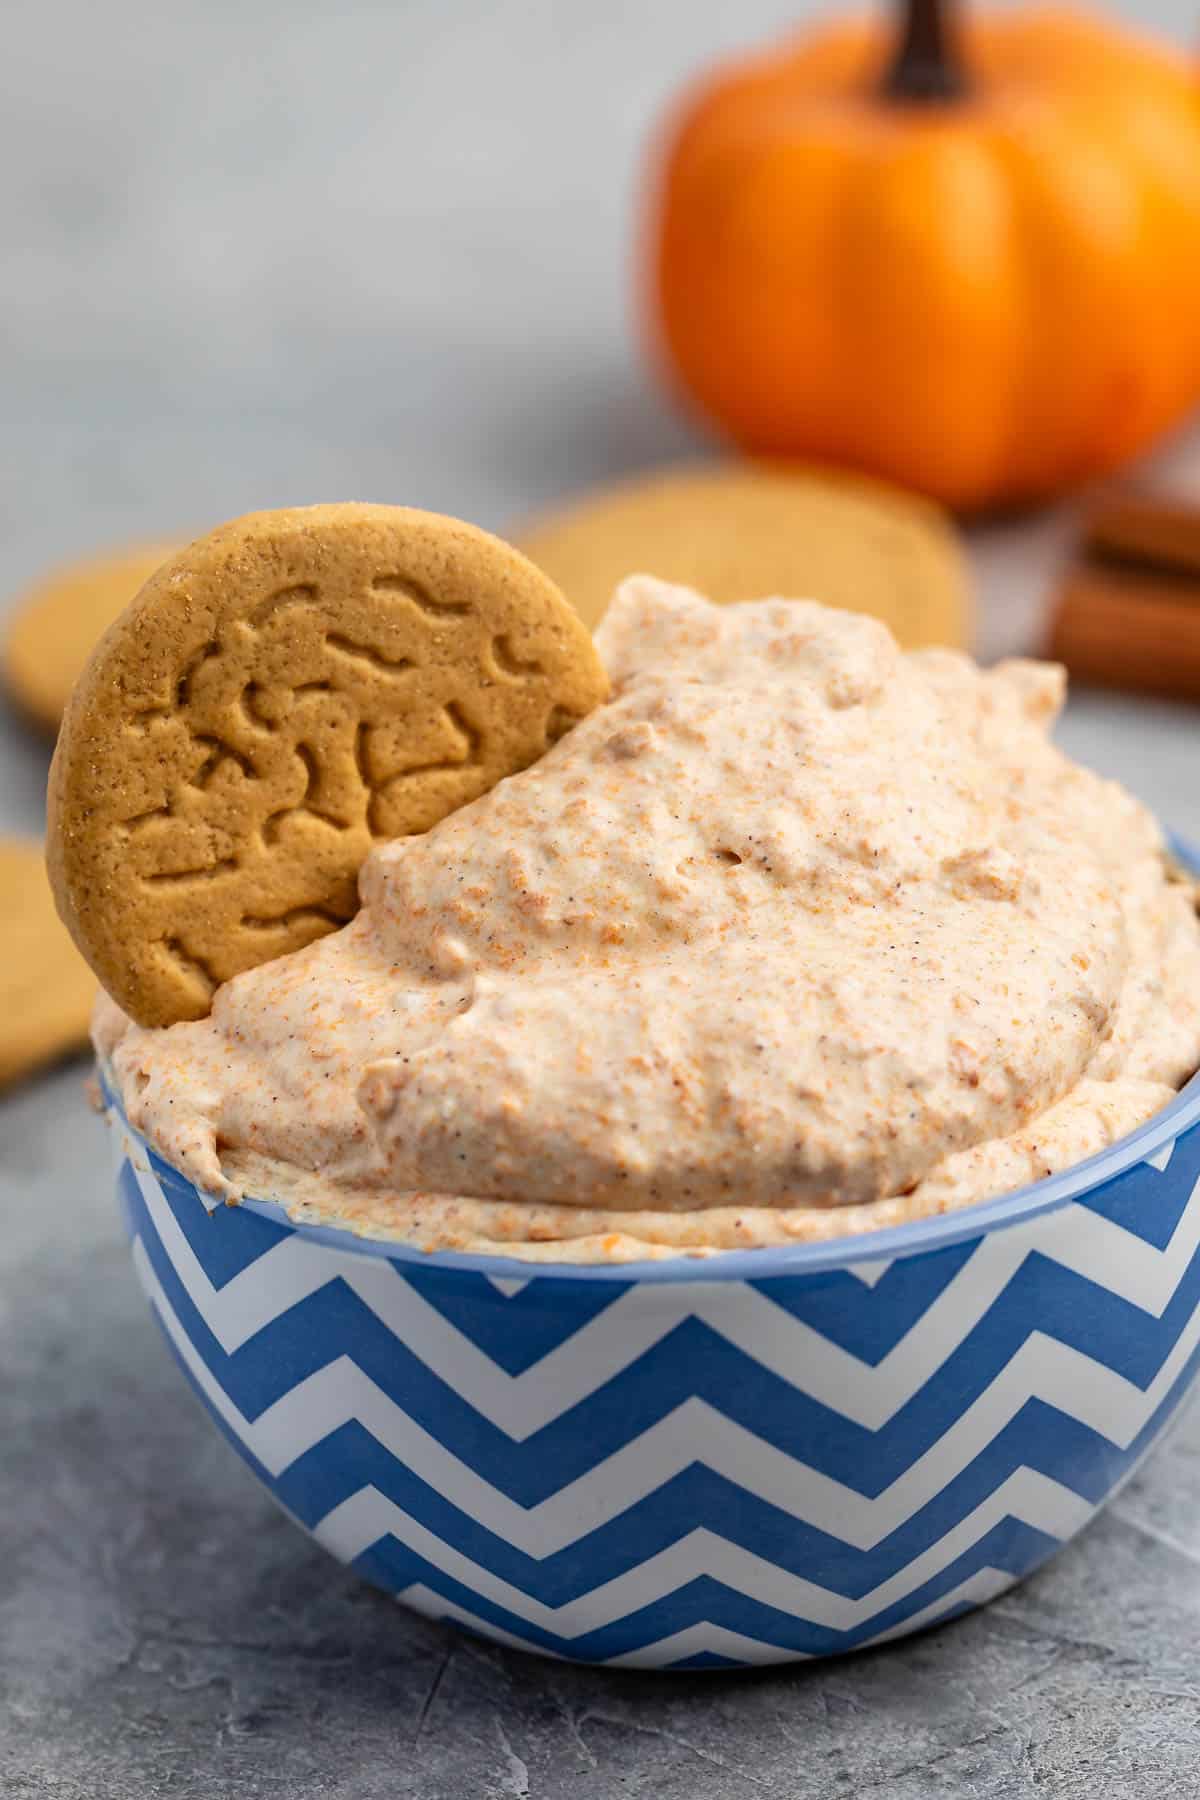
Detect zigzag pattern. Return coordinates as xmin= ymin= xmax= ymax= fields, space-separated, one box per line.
xmin=109 ymin=1093 xmax=1200 ymax=1667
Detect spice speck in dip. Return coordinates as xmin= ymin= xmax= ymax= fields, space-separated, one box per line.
xmin=98 ymin=579 xmax=1200 ymax=1260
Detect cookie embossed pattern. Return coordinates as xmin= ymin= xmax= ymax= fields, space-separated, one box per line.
xmin=47 ymin=504 xmax=608 ymax=1026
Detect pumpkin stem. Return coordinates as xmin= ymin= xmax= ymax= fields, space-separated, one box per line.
xmin=879 ymin=0 xmax=968 ymax=102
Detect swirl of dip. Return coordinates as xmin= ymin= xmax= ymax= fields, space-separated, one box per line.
xmin=100 ymin=579 xmax=1200 ymax=1260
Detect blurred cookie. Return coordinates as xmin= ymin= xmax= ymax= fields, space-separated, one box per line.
xmin=0 ymin=840 xmax=94 ymax=1088
xmin=511 ymin=462 xmax=970 ymax=645
xmin=2 ymin=542 xmax=180 ymax=732
xmin=47 ymin=503 xmax=608 ymax=1029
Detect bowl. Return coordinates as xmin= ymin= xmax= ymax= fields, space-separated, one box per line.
xmin=107 ymin=847 xmax=1200 ymax=1670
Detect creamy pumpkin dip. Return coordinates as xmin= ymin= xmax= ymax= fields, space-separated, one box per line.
xmin=99 ymin=578 xmax=1200 ymax=1261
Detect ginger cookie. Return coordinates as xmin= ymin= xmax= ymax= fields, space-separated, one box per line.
xmin=3 ymin=542 xmax=180 ymax=732
xmin=511 ymin=462 xmax=970 ymax=646
xmin=0 ymin=840 xmax=95 ymax=1088
xmin=47 ymin=504 xmax=609 ymax=1029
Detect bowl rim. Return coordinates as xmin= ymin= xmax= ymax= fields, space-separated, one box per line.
xmin=124 ymin=834 xmax=1200 ymax=1285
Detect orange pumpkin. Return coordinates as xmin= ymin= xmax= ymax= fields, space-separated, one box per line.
xmin=648 ymin=1 xmax=1200 ymax=510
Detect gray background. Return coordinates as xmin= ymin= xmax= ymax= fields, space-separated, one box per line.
xmin=4 ymin=2 xmax=1200 ymax=1794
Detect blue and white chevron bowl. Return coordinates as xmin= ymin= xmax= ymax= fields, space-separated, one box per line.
xmin=108 ymin=1059 xmax=1200 ymax=1670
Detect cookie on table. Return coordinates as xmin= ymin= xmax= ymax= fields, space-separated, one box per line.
xmin=0 ymin=840 xmax=95 ymax=1089
xmin=2 ymin=542 xmax=180 ymax=732
xmin=511 ymin=461 xmax=971 ymax=646
xmin=47 ymin=503 xmax=609 ymax=1030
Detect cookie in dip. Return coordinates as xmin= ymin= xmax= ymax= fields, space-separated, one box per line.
xmin=98 ymin=578 xmax=1200 ymax=1262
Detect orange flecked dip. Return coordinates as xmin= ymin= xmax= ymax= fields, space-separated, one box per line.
xmin=98 ymin=580 xmax=1200 ymax=1262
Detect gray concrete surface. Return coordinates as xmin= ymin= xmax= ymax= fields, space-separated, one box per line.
xmin=4 ymin=2 xmax=1200 ymax=1794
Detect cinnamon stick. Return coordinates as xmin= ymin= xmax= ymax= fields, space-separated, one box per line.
xmin=1083 ymin=493 xmax=1200 ymax=583
xmin=1049 ymin=566 xmax=1200 ymax=700
xmin=1047 ymin=491 xmax=1200 ymax=700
